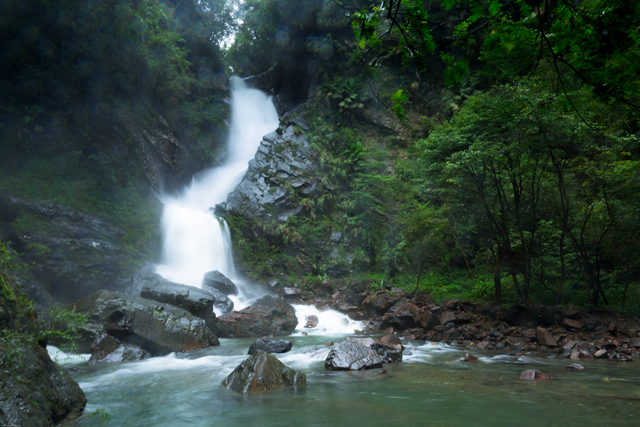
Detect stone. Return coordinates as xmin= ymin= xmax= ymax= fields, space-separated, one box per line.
xmin=520 ymin=370 xmax=553 ymax=380
xmin=565 ymin=364 xmax=585 ymax=370
xmin=594 ymin=349 xmax=608 ymax=358
xmin=222 ymin=351 xmax=306 ymax=394
xmin=378 ymin=335 xmax=403 ymax=351
xmin=439 ymin=311 xmax=456 ymax=325
xmin=212 ymin=295 xmax=298 ymax=338
xmin=381 ymin=303 xmax=437 ymax=330
xmin=325 ymin=340 xmax=384 ymax=370
xmin=248 ymin=339 xmax=294 ymax=355
xmin=282 ymin=287 xmax=302 ymax=298
xmin=536 ymin=327 xmax=558 ymax=347
xmin=0 ymin=341 xmax=86 ymax=426
xmin=630 ymin=338 xmax=640 ymax=348
xmin=476 ymin=341 xmax=490 ymax=350
xmin=201 ymin=270 xmax=239 ymax=296
xmin=70 ymin=289 xmax=219 ymax=356
xmin=88 ymin=332 xmax=151 ymax=364
xmin=563 ymin=318 xmax=584 ymax=330
xmin=461 ymin=353 xmax=479 ymax=362
xmin=563 ymin=340 xmax=576 ymax=350
xmin=304 ymin=314 xmax=318 ymax=328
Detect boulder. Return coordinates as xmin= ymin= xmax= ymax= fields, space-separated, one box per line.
xmin=221 ymin=351 xmax=306 ymax=394
xmin=305 ymin=314 xmax=319 ymax=328
xmin=324 ymin=340 xmax=384 ymax=370
xmin=536 ymin=327 xmax=558 ymax=347
xmin=461 ymin=354 xmax=479 ymax=362
xmin=212 ymin=295 xmax=298 ymax=338
xmin=0 ymin=341 xmax=86 ymax=426
xmin=382 ymin=303 xmax=437 ymax=330
xmin=248 ymin=339 xmax=294 ymax=355
xmin=361 ymin=292 xmax=397 ymax=315
xmin=70 ymin=289 xmax=219 ymax=356
xmin=563 ymin=318 xmax=584 ymax=330
xmin=282 ymin=287 xmax=302 ymax=298
xmin=378 ymin=335 xmax=403 ymax=351
xmin=131 ymin=265 xmax=233 ymax=316
xmin=202 ymin=270 xmax=239 ymax=296
xmin=520 ymin=370 xmax=553 ymax=380
xmin=88 ymin=332 xmax=151 ymax=364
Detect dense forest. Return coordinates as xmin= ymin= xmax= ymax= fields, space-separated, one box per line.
xmin=1 ymin=0 xmax=639 ymax=316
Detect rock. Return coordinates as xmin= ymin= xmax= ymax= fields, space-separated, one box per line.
xmin=536 ymin=327 xmax=558 ymax=347
xmin=563 ymin=318 xmax=584 ymax=330
xmin=248 ymin=339 xmax=293 ymax=355
xmin=221 ymin=351 xmax=306 ymax=394
xmin=565 ymin=364 xmax=585 ymax=370
xmin=520 ymin=370 xmax=553 ymax=380
xmin=212 ymin=295 xmax=298 ymax=338
xmin=378 ymin=335 xmax=403 ymax=351
xmin=381 ymin=303 xmax=437 ymax=330
xmin=305 ymin=314 xmax=319 ymax=328
xmin=594 ymin=349 xmax=608 ymax=358
xmin=0 ymin=195 xmax=145 ymax=304
xmin=630 ymin=337 xmax=640 ymax=348
xmin=88 ymin=332 xmax=151 ymax=364
xmin=439 ymin=311 xmax=456 ymax=325
xmin=462 ymin=353 xmax=479 ymax=362
xmin=0 ymin=341 xmax=86 ymax=426
xmin=130 ymin=268 xmax=219 ymax=325
xmin=70 ymin=289 xmax=219 ymax=356
xmin=476 ymin=341 xmax=490 ymax=350
xmin=325 ymin=340 xmax=384 ymax=370
xmin=361 ymin=292 xmax=397 ymax=315
xmin=282 ymin=287 xmax=302 ymax=298
xmin=201 ymin=270 xmax=239 ymax=296
xmin=371 ymin=342 xmax=403 ymax=363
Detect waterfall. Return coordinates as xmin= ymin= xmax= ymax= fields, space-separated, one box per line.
xmin=155 ymin=77 xmax=279 ymax=304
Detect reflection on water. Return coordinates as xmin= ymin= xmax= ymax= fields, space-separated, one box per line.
xmin=74 ymin=334 xmax=640 ymax=427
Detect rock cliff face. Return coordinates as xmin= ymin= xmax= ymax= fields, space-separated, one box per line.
xmin=0 ymin=195 xmax=145 ymax=303
xmin=216 ymin=107 xmax=325 ymax=224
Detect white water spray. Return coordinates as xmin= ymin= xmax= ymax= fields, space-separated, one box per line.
xmin=155 ymin=77 xmax=279 ymax=300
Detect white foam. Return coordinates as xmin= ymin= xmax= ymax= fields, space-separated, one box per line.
xmin=292 ymin=304 xmax=363 ymax=336
xmin=47 ymin=345 xmax=90 ymax=365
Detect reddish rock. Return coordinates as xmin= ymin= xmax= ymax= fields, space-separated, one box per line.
xmin=630 ymin=338 xmax=640 ymax=348
xmin=570 ymin=350 xmax=580 ymax=360
xmin=563 ymin=318 xmax=584 ymax=330
xmin=520 ymin=370 xmax=553 ymax=380
xmin=439 ymin=311 xmax=456 ymax=325
xmin=476 ymin=341 xmax=490 ymax=350
xmin=563 ymin=340 xmax=576 ymax=350
xmin=536 ymin=327 xmax=558 ymax=347
xmin=382 ymin=327 xmax=394 ymax=335
xmin=378 ymin=335 xmax=403 ymax=351
xmin=461 ymin=353 xmax=478 ymax=362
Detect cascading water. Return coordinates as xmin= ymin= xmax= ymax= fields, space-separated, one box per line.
xmin=154 ymin=77 xmax=279 ymax=308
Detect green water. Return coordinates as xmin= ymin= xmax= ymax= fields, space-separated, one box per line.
xmin=72 ymin=334 xmax=640 ymax=427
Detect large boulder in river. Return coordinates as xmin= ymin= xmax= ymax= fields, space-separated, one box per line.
xmin=325 ymin=340 xmax=384 ymax=371
xmin=70 ymin=289 xmax=219 ymax=356
xmin=202 ymin=270 xmax=239 ymax=296
xmin=0 ymin=341 xmax=86 ymax=426
xmin=248 ymin=339 xmax=293 ymax=355
xmin=130 ymin=265 xmax=233 ymax=316
xmin=212 ymin=295 xmax=298 ymax=338
xmin=88 ymin=332 xmax=151 ymax=364
xmin=221 ymin=350 xmax=306 ymax=394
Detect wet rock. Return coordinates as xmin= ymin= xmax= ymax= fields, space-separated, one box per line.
xmin=201 ymin=270 xmax=239 ymax=296
xmin=371 ymin=342 xmax=403 ymax=363
xmin=282 ymin=287 xmax=302 ymax=298
xmin=381 ymin=303 xmax=437 ymax=330
xmin=70 ymin=289 xmax=219 ymax=356
xmin=130 ymin=270 xmax=219 ymax=325
xmin=520 ymin=370 xmax=553 ymax=380
xmin=248 ymin=339 xmax=293 ymax=355
xmin=361 ymin=292 xmax=397 ymax=316
xmin=378 ymin=335 xmax=403 ymax=351
xmin=462 ymin=353 xmax=479 ymax=362
xmin=594 ymin=349 xmax=608 ymax=358
xmin=0 ymin=195 xmax=145 ymax=304
xmin=325 ymin=340 xmax=384 ymax=370
xmin=212 ymin=295 xmax=298 ymax=338
xmin=629 ymin=337 xmax=640 ymax=348
xmin=0 ymin=341 xmax=86 ymax=426
xmin=222 ymin=351 xmax=306 ymax=394
xmin=88 ymin=332 xmax=151 ymax=364
xmin=565 ymin=364 xmax=585 ymax=370
xmin=305 ymin=314 xmax=318 ymax=328
xmin=476 ymin=341 xmax=490 ymax=350
xmin=536 ymin=327 xmax=558 ymax=347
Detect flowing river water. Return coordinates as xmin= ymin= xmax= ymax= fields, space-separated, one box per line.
xmin=56 ymin=79 xmax=640 ymax=426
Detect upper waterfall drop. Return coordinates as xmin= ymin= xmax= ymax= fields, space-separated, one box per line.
xmin=155 ymin=77 xmax=279 ymax=289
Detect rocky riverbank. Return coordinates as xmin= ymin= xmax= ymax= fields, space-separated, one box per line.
xmin=286 ymin=280 xmax=640 ymax=362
